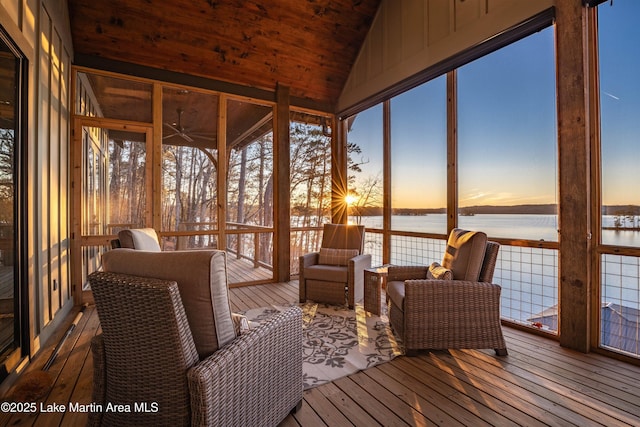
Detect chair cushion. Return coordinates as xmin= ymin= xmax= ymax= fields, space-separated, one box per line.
xmin=442 ymin=228 xmax=488 ymax=281
xmin=117 ymin=228 xmax=162 ymax=251
xmin=101 ymin=249 xmax=235 ymax=359
xmin=304 ymin=264 xmax=349 ymax=283
xmin=426 ymin=262 xmax=453 ymax=280
xmin=321 ymin=224 xmax=365 ymax=252
xmin=318 ymin=248 xmax=359 ymax=266
xmin=386 ymin=280 xmax=406 ymax=309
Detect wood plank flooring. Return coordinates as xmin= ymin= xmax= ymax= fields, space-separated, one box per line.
xmin=1 ymin=281 xmax=639 ymax=426
xmin=227 ymin=256 xmax=273 ymax=285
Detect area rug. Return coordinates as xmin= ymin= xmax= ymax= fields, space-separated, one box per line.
xmin=242 ymin=302 xmax=403 ymax=389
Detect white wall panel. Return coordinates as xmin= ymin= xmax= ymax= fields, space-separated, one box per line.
xmin=0 ymin=0 xmax=73 ymax=354
xmin=38 ymin=6 xmax=51 ymax=326
xmin=338 ymin=0 xmax=556 ymax=114
xmin=0 ymin=0 xmax=19 ymax=27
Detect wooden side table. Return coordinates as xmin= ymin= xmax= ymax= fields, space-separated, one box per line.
xmin=364 ymin=265 xmax=391 ymax=315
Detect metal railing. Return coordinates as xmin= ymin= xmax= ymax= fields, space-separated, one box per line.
xmin=600 ymin=253 xmax=640 ymax=357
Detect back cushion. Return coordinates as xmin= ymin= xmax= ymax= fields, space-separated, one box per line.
xmin=442 ymin=229 xmax=488 ymax=281
xmin=102 ymin=249 xmax=235 ymax=359
xmin=318 ymin=248 xmax=359 ymax=265
xmin=118 ymin=228 xmax=162 ymax=251
xmin=321 ymin=224 xmax=365 ymax=252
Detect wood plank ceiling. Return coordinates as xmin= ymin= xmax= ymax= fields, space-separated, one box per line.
xmin=67 ymin=0 xmax=382 ymax=109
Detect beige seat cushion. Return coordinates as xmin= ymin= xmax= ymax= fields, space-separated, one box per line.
xmin=304 ymin=264 xmax=348 ymax=283
xmin=386 ymin=280 xmax=406 ymax=310
xmin=117 ymin=228 xmax=162 ymax=251
xmin=101 ymin=249 xmax=235 ymax=359
xmin=442 ymin=229 xmax=488 ymax=281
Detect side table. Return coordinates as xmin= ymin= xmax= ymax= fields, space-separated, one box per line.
xmin=364 ymin=264 xmax=392 ymax=315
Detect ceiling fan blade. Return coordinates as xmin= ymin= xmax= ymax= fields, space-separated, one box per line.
xmin=163 ymin=122 xmax=194 ymax=143
xmin=163 ymin=123 xmax=182 ymax=133
xmin=189 ymin=134 xmax=216 ymax=142
xmin=179 ymin=132 xmax=194 ymax=143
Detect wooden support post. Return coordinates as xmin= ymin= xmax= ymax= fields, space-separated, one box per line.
xmin=151 ymin=83 xmax=163 ymax=231
xmin=275 ymin=84 xmax=291 ymax=282
xmin=383 ymin=100 xmax=391 ymax=264
xmin=556 ymin=0 xmax=591 ymax=352
xmin=332 ymin=116 xmax=348 ymax=224
xmin=217 ymin=95 xmax=227 ymax=252
xmin=446 ymin=70 xmax=458 ymax=235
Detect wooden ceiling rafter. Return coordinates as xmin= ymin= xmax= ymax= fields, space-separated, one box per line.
xmin=228 ymin=111 xmax=273 ymax=150
xmin=67 ymin=0 xmax=382 ymax=108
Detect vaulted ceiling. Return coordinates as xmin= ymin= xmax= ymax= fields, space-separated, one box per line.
xmin=67 ymin=0 xmax=382 ymax=109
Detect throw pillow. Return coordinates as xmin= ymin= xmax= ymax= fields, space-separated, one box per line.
xmin=318 ymin=248 xmax=359 ymax=266
xmin=426 ymin=262 xmax=453 ymax=280
xmin=232 ymin=313 xmax=251 ymax=335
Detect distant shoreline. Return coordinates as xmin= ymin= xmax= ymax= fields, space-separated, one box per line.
xmin=349 ymin=204 xmax=640 ymax=216
xmin=603 ymin=226 xmax=640 ymax=231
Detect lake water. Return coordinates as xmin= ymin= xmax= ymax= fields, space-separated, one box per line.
xmin=353 ymin=213 xmax=640 ymax=247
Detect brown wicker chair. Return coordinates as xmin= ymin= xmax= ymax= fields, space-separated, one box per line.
xmin=387 ymin=228 xmax=507 ymax=356
xmin=88 ymin=267 xmax=303 ymax=426
xmin=299 ymin=223 xmax=371 ymax=308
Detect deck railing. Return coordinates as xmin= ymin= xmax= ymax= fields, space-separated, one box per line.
xmin=290 ymin=227 xmax=323 ymax=276
xmin=600 ymin=253 xmax=640 ymax=356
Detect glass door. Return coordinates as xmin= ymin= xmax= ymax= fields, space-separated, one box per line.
xmin=0 ymin=28 xmax=26 ymax=375
xmin=73 ymin=119 xmax=152 ymax=291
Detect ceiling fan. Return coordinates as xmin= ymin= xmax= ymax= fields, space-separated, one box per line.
xmin=163 ymin=108 xmax=216 ymax=143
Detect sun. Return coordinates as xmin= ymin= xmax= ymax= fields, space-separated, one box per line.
xmin=345 ymin=194 xmax=358 ymax=206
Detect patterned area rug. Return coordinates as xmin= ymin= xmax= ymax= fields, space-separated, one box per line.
xmin=243 ymin=303 xmax=403 ymax=389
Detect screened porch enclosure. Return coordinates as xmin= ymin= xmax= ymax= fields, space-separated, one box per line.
xmin=72 ymin=41 xmax=640 ymax=361
xmin=62 ymin=0 xmax=640 ymax=364
xmin=73 ymin=70 xmax=336 ymax=289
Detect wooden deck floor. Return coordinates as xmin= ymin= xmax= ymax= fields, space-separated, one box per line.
xmin=226 ymin=256 xmax=273 ymax=284
xmin=2 ymin=281 xmax=640 ymax=426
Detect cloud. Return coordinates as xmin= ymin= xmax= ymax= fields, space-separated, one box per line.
xmin=602 ymin=91 xmax=620 ymax=101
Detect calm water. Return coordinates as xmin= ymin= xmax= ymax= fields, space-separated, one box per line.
xmin=354 ymin=213 xmax=640 ymax=246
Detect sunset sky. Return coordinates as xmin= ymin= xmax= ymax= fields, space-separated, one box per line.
xmin=347 ymin=1 xmax=638 ymax=210
xmin=599 ymin=0 xmax=640 ymax=207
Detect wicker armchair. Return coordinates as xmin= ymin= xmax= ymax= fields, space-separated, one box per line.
xmin=387 ymin=229 xmax=507 ymax=356
xmin=299 ymin=223 xmax=371 ymax=308
xmin=88 ymin=257 xmax=303 ymax=426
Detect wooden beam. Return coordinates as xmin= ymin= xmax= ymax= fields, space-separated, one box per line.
xmin=151 ymin=83 xmax=162 ymax=230
xmin=555 ymin=0 xmax=592 ymax=352
xmin=332 ymin=117 xmax=348 ymax=224
xmin=447 ymin=70 xmax=458 ymax=235
xmin=217 ymin=95 xmax=227 ymax=250
xmin=383 ymin=100 xmax=391 ymax=263
xmin=71 ymin=116 xmax=83 ymax=306
xmin=275 ymin=84 xmax=291 ymax=282
xmin=587 ymin=7 xmax=602 ymax=353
